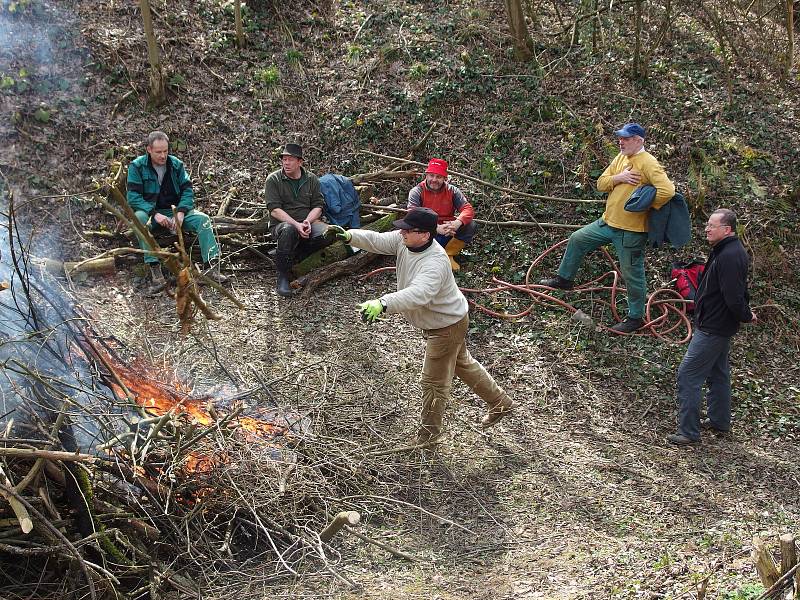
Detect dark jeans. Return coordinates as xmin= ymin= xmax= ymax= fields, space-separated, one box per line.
xmin=676 ymin=330 xmax=732 ymax=440
xmin=272 ymin=221 xmax=329 ymax=262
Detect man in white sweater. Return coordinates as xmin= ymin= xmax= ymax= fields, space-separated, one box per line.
xmin=329 ymin=208 xmax=513 ymax=446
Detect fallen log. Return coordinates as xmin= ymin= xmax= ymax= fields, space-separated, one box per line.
xmin=292 ymin=213 xmax=395 ymax=278
xmin=298 ymin=248 xmax=383 ymax=299
xmin=41 ymin=257 xmax=117 ymax=277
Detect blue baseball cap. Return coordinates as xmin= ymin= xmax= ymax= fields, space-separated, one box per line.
xmin=614 ymin=123 xmax=646 ymax=138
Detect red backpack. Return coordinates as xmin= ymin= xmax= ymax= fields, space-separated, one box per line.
xmin=671 ymin=260 xmax=705 ymax=313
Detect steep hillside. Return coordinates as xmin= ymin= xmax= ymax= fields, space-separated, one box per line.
xmin=1 ymin=0 xmax=798 ymax=598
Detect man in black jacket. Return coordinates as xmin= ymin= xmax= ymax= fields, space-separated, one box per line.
xmin=667 ymin=208 xmax=757 ymax=445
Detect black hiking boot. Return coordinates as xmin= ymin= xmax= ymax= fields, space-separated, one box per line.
xmin=666 ymin=432 xmax=700 ymax=446
xmin=275 ymin=253 xmax=293 ymax=297
xmin=609 ymin=317 xmax=645 ymax=334
xmin=538 ymin=274 xmax=574 ymax=290
xmin=700 ymin=418 xmax=729 ymax=433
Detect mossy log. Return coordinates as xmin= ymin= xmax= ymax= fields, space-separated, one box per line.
xmin=292 ymin=213 xmax=395 ymax=277
xmin=297 ymin=248 xmax=383 ymax=299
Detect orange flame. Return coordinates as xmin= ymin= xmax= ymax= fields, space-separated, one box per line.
xmin=98 ymin=354 xmax=285 ymax=479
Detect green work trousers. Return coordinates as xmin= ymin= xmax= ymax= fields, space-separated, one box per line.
xmin=134 ymin=209 xmax=219 ymax=265
xmin=557 ymin=218 xmax=648 ymax=319
xmin=419 ymin=314 xmax=508 ymax=441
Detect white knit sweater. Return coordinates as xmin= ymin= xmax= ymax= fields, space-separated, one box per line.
xmin=348 ymin=230 xmax=468 ymax=330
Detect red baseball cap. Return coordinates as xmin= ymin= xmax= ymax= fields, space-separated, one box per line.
xmin=425 ymin=158 xmax=448 ymax=177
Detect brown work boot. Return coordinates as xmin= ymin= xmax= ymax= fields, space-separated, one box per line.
xmin=200 ymin=261 xmax=229 ymax=285
xmin=480 ymin=397 xmax=515 ymax=429
xmin=416 ymin=425 xmax=442 ymax=448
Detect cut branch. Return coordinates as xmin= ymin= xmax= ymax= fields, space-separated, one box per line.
xmin=344 ymin=525 xmax=420 ymax=562
xmin=358 ymin=151 xmax=604 ymax=204
xmin=319 ymin=511 xmax=360 ymax=543
xmin=361 ymin=205 xmax=582 ymax=230
xmin=0 ymin=448 xmax=100 ymax=463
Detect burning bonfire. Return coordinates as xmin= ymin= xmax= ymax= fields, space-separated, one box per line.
xmin=0 ymin=186 xmax=427 ymax=599
xmin=0 ymin=191 xmax=300 ymax=597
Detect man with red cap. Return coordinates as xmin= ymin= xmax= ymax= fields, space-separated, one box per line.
xmin=407 ymin=158 xmax=477 ymax=271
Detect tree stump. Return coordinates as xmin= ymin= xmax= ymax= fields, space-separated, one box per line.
xmin=752 ymin=535 xmax=781 ymax=588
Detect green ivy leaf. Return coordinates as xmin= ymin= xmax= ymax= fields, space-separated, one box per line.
xmin=33 ymin=108 xmax=50 ymax=123
xmin=747 ymin=175 xmax=766 ymax=198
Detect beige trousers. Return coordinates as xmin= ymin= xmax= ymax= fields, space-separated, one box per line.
xmin=419 ymin=314 xmax=508 ymax=440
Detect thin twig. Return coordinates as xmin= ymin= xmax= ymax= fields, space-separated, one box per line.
xmin=344 ymin=525 xmax=421 ymax=562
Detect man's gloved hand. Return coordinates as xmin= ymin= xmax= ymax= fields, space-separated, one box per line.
xmin=359 ymin=299 xmax=384 ymax=323
xmin=326 ymin=225 xmax=352 ymax=242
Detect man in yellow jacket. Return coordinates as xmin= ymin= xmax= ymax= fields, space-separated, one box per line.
xmin=540 ymin=123 xmax=675 ymax=333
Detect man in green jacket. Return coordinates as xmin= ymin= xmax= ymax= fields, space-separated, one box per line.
xmin=539 ymin=123 xmax=675 ymax=333
xmin=263 ymin=143 xmax=327 ymax=297
xmin=126 ymin=131 xmax=226 ymax=295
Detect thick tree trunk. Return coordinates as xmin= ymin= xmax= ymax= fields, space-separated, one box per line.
xmin=525 ymin=0 xmax=540 ymax=31
xmin=139 ymin=0 xmax=165 ymax=105
xmin=504 ymin=0 xmax=533 ymax=60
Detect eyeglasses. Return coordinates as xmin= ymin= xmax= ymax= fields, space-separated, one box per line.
xmin=705 ymin=223 xmax=730 ymax=230
xmin=401 ymin=228 xmax=426 ymax=234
